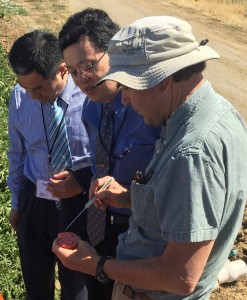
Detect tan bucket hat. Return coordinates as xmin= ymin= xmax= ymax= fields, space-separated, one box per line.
xmin=97 ymin=16 xmax=219 ymax=90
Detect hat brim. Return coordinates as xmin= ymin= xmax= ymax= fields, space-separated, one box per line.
xmin=97 ymin=45 xmax=219 ymax=90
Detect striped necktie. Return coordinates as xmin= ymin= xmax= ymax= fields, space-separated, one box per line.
xmin=48 ymin=98 xmax=72 ymax=175
xmin=87 ymin=103 xmax=114 ymax=247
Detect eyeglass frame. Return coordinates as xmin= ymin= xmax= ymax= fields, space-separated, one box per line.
xmin=69 ymin=51 xmax=107 ymax=79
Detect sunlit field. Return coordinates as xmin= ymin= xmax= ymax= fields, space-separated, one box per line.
xmin=167 ymin=0 xmax=247 ymax=30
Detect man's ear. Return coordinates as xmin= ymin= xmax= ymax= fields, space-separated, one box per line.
xmin=58 ymin=63 xmax=68 ymax=79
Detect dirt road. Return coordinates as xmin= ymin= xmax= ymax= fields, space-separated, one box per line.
xmin=67 ymin=0 xmax=247 ymax=120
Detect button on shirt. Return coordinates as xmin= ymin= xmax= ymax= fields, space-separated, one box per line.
xmin=82 ymin=91 xmax=161 ymax=215
xmin=7 ymin=76 xmax=91 ymax=209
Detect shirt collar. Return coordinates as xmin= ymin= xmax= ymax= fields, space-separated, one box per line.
xmin=58 ymin=75 xmax=75 ymax=105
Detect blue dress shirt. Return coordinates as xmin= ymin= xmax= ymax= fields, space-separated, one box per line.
xmin=82 ymin=91 xmax=161 ymax=215
xmin=7 ymin=76 xmax=91 ymax=209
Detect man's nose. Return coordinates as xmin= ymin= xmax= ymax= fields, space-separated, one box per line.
xmin=121 ymin=92 xmax=130 ymax=106
xmin=74 ymin=73 xmax=89 ymax=85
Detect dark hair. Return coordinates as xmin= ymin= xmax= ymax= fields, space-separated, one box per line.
xmin=9 ymin=30 xmax=63 ymax=79
xmin=59 ymin=8 xmax=120 ymax=52
xmin=172 ymin=62 xmax=206 ymax=83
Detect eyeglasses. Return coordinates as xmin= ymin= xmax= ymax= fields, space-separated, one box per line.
xmin=70 ymin=52 xmax=106 ymax=79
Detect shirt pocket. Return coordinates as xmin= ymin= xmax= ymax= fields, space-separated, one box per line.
xmin=130 ymin=182 xmax=157 ymax=229
xmin=67 ymin=124 xmax=89 ymax=156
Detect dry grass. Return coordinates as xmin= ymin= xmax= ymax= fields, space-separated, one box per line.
xmin=166 ymin=0 xmax=247 ymax=30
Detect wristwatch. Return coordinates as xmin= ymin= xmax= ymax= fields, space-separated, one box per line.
xmin=95 ymin=256 xmax=112 ymax=283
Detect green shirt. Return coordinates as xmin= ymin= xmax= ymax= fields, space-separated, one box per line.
xmin=117 ymin=81 xmax=247 ymax=299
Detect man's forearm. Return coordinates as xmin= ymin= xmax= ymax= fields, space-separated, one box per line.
xmin=103 ymin=256 xmax=188 ymax=294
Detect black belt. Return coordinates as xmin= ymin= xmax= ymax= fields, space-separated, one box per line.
xmin=106 ymin=210 xmax=130 ymax=226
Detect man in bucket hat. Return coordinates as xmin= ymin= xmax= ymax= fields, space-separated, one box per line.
xmin=53 ymin=16 xmax=247 ymax=299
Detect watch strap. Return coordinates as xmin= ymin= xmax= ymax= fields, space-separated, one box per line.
xmin=95 ymin=256 xmax=112 ymax=283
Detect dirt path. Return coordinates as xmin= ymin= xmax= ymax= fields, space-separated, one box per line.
xmin=67 ymin=0 xmax=247 ymax=121
xmin=0 ymin=1 xmax=246 ymax=299
xmin=2 ymin=0 xmax=246 ymax=118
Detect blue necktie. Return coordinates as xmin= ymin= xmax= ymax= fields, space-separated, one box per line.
xmin=48 ymin=99 xmax=72 ymax=175
xmin=87 ymin=104 xmax=114 ymax=247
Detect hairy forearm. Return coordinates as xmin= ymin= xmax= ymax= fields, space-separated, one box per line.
xmin=102 ymin=241 xmax=214 ymax=295
xmin=103 ymin=256 xmax=193 ymax=295
xmin=53 ymin=238 xmax=213 ymax=295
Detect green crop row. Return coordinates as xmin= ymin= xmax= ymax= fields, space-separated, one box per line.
xmin=0 ymin=0 xmax=27 ymax=19
xmin=0 ymin=39 xmax=26 ymax=299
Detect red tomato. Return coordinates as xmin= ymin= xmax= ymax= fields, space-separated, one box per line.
xmin=57 ymin=232 xmax=78 ymax=249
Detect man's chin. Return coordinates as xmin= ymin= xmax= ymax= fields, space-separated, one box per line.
xmin=143 ymin=116 xmax=156 ymax=126
xmin=83 ymin=87 xmax=103 ymax=102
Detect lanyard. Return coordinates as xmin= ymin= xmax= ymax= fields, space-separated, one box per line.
xmin=41 ymin=100 xmax=68 ymax=168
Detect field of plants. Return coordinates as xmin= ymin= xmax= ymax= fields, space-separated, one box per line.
xmin=168 ymin=0 xmax=247 ymax=30
xmin=0 ymin=42 xmax=26 ymax=300
xmin=0 ymin=1 xmax=27 ymax=298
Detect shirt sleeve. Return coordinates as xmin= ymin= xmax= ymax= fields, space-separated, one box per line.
xmin=7 ymin=88 xmax=27 ymax=209
xmin=71 ymin=165 xmax=93 ymax=191
xmin=156 ymin=151 xmax=225 ymax=242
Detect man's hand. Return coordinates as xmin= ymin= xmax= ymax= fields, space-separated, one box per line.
xmin=52 ymin=235 xmax=99 ymax=275
xmin=89 ymin=176 xmax=131 ymax=209
xmin=9 ymin=209 xmax=18 ymax=231
xmin=48 ymin=170 xmax=83 ymax=199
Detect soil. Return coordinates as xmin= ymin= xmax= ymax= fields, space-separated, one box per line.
xmin=0 ymin=0 xmax=246 ymax=299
